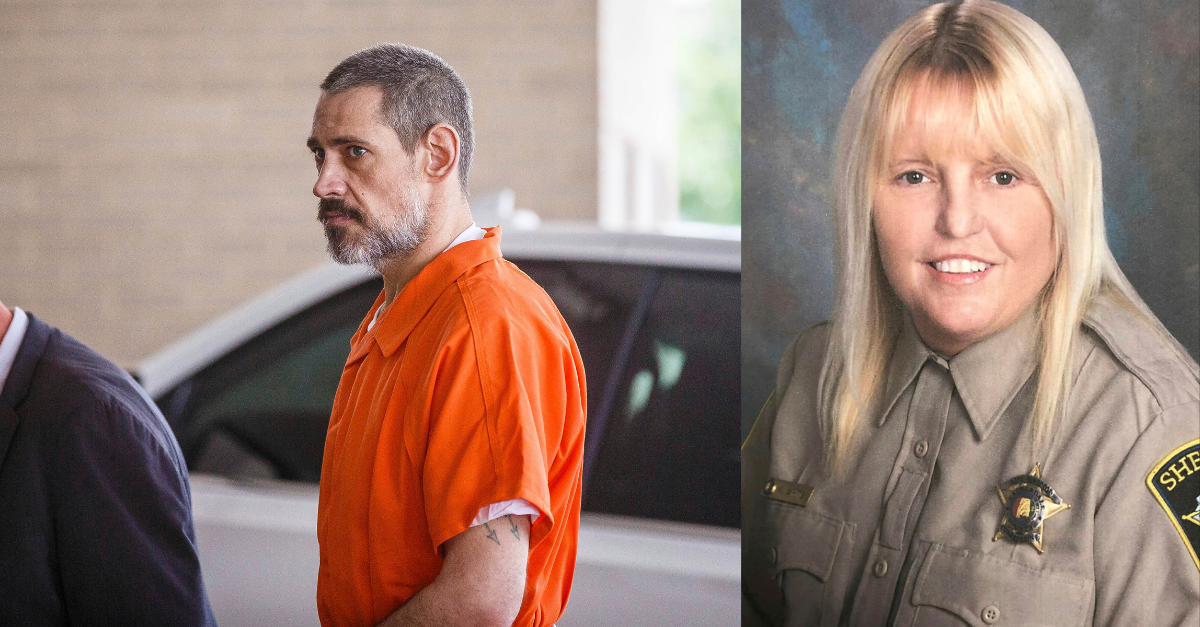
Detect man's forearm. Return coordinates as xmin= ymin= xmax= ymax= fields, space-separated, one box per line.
xmin=379 ymin=515 xmax=529 ymax=627
xmin=380 ymin=577 xmax=512 ymax=626
xmin=378 ymin=579 xmax=477 ymax=627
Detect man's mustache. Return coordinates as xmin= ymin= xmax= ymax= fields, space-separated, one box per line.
xmin=318 ymin=198 xmax=365 ymax=224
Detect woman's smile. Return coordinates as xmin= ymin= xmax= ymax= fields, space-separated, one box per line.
xmin=924 ymin=256 xmax=996 ymax=285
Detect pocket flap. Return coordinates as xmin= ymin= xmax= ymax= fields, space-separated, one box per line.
xmin=912 ymin=544 xmax=1093 ymax=627
xmin=766 ymin=502 xmax=846 ymax=582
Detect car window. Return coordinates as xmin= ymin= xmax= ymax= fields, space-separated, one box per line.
xmin=167 ymin=259 xmax=649 ymax=484
xmin=504 ymin=259 xmax=650 ymax=424
xmin=166 ymin=278 xmax=383 ymax=482
xmin=161 ymin=259 xmax=739 ymax=530
xmin=581 ymin=268 xmax=740 ymax=528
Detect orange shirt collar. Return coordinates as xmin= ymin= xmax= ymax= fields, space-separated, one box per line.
xmin=348 ymin=226 xmax=503 ymax=362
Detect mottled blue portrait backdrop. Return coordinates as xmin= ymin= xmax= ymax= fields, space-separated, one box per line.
xmin=742 ymin=0 xmax=1199 ymax=436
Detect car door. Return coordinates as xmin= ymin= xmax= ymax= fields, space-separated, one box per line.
xmin=157 ymin=278 xmax=380 ymax=626
xmin=558 ymin=264 xmax=741 ymax=625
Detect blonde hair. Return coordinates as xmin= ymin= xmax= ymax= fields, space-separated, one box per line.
xmin=820 ymin=0 xmax=1191 ymax=474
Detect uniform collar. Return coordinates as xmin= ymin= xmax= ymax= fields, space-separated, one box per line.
xmin=877 ymin=304 xmax=1040 ymax=441
xmin=347 ymin=226 xmax=504 ymax=363
xmin=876 ymin=313 xmax=936 ymax=427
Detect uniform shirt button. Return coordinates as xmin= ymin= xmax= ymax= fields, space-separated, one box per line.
xmin=914 ymin=440 xmax=929 ymax=458
xmin=872 ymin=560 xmax=888 ymax=577
xmin=768 ymin=547 xmax=777 ymax=564
xmin=981 ymin=604 xmax=1000 ymax=624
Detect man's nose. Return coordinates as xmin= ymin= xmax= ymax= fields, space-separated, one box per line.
xmin=937 ymin=181 xmax=984 ymax=238
xmin=313 ymin=160 xmax=348 ymax=198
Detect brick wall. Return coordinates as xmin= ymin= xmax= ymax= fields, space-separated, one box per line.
xmin=0 ymin=0 xmax=597 ymax=368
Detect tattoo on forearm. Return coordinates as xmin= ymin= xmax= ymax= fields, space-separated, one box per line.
xmin=506 ymin=514 xmax=521 ymax=540
xmin=483 ymin=522 xmax=500 ymax=546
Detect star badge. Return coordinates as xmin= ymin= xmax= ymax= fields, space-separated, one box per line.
xmin=993 ymin=462 xmax=1071 ymax=553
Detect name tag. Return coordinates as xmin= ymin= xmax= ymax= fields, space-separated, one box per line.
xmin=762 ymin=477 xmax=814 ymax=507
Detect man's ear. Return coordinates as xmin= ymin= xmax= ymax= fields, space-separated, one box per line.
xmin=420 ymin=123 xmax=460 ymax=184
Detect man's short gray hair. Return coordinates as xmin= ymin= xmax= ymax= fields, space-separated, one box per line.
xmin=321 ymin=44 xmax=474 ymax=194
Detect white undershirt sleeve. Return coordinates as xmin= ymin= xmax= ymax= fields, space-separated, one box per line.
xmin=470 ymin=498 xmax=541 ymax=527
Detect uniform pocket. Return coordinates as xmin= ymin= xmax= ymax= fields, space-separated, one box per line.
xmin=908 ymin=543 xmax=1093 ymax=627
xmin=766 ymin=502 xmax=854 ymax=627
xmin=770 ymin=503 xmax=844 ymax=579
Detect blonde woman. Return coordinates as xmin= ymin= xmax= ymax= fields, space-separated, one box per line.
xmin=742 ymin=1 xmax=1200 ymax=625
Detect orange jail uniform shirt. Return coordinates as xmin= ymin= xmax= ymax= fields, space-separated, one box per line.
xmin=316 ymin=227 xmax=587 ymax=627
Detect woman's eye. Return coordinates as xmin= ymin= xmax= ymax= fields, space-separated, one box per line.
xmin=991 ymin=171 xmax=1017 ymax=186
xmin=349 ymin=146 xmax=366 ymax=157
xmin=901 ymin=171 xmax=925 ymax=185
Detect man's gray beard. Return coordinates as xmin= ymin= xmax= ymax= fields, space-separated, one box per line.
xmin=324 ymin=185 xmax=431 ymax=270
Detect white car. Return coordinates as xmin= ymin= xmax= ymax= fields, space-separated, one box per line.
xmin=134 ymin=226 xmax=741 ymax=626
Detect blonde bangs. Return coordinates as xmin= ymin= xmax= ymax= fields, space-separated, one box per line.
xmin=873 ymin=59 xmax=1063 ymax=212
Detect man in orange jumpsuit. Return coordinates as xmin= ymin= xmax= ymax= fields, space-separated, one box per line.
xmin=306 ymin=44 xmax=587 ymax=627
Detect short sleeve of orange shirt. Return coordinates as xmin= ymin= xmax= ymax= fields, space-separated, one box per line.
xmin=316 ymin=227 xmax=587 ymax=627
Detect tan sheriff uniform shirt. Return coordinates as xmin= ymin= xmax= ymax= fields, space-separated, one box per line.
xmin=743 ymin=294 xmax=1200 ymax=626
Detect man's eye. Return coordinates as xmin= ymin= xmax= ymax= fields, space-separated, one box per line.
xmin=312 ymin=149 xmax=324 ymax=161
xmin=991 ymin=171 xmax=1017 ymax=186
xmin=349 ymin=146 xmax=366 ymax=157
xmin=901 ymin=171 xmax=925 ymax=185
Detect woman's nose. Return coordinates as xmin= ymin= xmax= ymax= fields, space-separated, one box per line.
xmin=937 ymin=182 xmax=984 ymax=238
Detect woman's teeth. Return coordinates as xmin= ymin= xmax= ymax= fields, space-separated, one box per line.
xmin=932 ymin=259 xmax=990 ymax=273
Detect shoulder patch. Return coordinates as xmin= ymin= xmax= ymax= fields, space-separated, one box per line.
xmin=1147 ymin=439 xmax=1200 ymax=570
